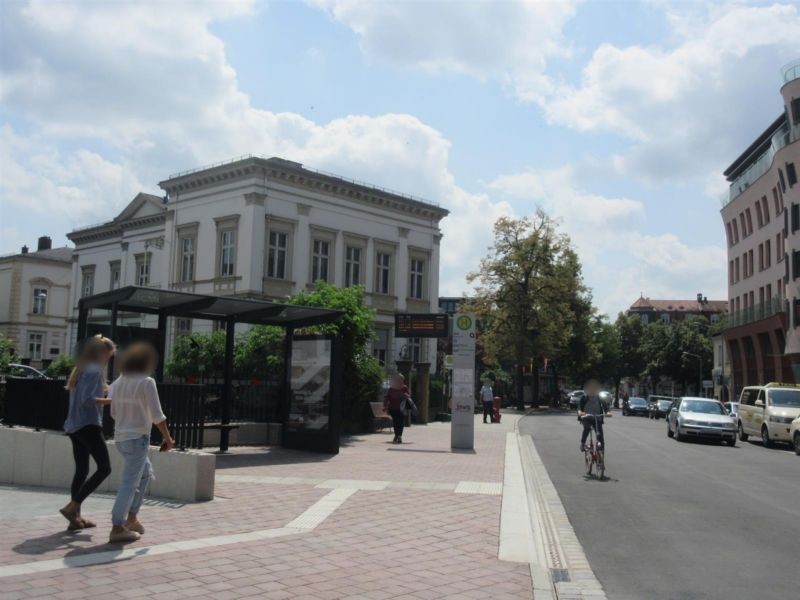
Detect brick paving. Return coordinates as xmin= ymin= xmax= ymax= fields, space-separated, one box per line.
xmin=0 ymin=416 xmax=534 ymax=599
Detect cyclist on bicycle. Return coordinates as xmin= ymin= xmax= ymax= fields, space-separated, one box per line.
xmin=578 ymin=379 xmax=611 ymax=452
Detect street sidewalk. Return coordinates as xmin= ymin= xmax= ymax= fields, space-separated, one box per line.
xmin=0 ymin=414 xmax=537 ymax=600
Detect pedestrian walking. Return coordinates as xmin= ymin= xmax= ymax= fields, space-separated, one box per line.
xmin=60 ymin=334 xmax=116 ymax=531
xmin=480 ymin=381 xmax=494 ymax=423
xmin=384 ymin=373 xmax=416 ymax=444
xmin=106 ymin=342 xmax=174 ymax=543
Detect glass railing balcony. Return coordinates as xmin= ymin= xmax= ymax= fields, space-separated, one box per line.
xmin=782 ymin=59 xmax=800 ymax=84
xmin=725 ymin=296 xmax=784 ymax=329
xmin=722 ymin=122 xmax=795 ymax=207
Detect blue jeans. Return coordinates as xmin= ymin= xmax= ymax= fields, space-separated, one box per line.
xmin=112 ymin=436 xmax=153 ymax=526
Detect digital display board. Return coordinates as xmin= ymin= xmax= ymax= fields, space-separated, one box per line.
xmin=394 ymin=313 xmax=450 ymax=338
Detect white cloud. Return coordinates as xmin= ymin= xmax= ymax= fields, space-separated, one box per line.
xmin=543 ymin=3 xmax=800 ymax=184
xmin=487 ymin=165 xmax=725 ymax=315
xmin=309 ymin=0 xmax=578 ymax=103
xmin=0 ymin=0 xmax=511 ymax=295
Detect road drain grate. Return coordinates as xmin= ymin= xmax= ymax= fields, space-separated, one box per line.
xmin=550 ymin=568 xmax=570 ymax=583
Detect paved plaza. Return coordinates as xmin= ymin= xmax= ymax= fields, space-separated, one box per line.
xmin=0 ymin=415 xmax=557 ymax=600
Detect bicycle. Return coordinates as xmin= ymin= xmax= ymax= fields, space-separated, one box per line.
xmin=580 ymin=414 xmax=608 ymax=479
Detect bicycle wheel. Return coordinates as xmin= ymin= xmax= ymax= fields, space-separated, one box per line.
xmin=585 ymin=440 xmax=594 ymax=476
xmin=596 ymin=449 xmax=605 ymax=480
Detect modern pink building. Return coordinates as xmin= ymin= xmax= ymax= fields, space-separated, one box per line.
xmin=720 ymin=60 xmax=800 ymax=395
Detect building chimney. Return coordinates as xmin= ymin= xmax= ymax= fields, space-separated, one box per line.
xmin=21 ymin=245 xmax=28 ymax=254
xmin=37 ymin=236 xmax=52 ymax=251
xmin=697 ymin=293 xmax=703 ymax=304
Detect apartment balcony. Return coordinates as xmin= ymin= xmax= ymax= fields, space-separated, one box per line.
xmin=782 ymin=59 xmax=800 ymax=84
xmin=725 ymin=296 xmax=784 ymax=329
xmin=722 ymin=121 xmax=795 ymax=207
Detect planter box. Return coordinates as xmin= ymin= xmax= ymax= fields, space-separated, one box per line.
xmin=0 ymin=426 xmax=215 ymax=502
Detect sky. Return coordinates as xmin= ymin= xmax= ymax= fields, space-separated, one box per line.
xmin=1 ymin=0 xmax=799 ymax=316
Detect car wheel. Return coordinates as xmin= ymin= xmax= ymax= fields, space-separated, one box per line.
xmin=674 ymin=425 xmax=682 ymax=442
xmin=725 ymin=437 xmax=736 ymax=447
xmin=761 ymin=425 xmax=773 ymax=448
xmin=738 ymin=422 xmax=749 ymax=442
xmin=794 ymin=432 xmax=800 ymax=456
xmin=667 ymin=423 xmax=674 ymax=438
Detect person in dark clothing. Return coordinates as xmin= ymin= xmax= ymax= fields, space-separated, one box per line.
xmin=60 ymin=334 xmax=116 ymax=531
xmin=578 ymin=379 xmax=611 ymax=452
xmin=384 ymin=373 xmax=415 ymax=444
xmin=479 ymin=382 xmax=494 ymax=423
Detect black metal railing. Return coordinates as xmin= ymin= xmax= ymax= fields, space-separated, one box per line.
xmin=1 ymin=379 xmax=206 ymax=451
xmin=202 ymin=381 xmax=281 ymax=423
xmin=726 ymin=296 xmax=784 ymax=328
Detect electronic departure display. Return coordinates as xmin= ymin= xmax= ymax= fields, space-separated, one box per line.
xmin=394 ymin=313 xmax=450 ymax=338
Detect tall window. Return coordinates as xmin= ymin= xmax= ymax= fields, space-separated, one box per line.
xmin=180 ymin=236 xmax=196 ymax=282
xmin=81 ymin=268 xmax=94 ymax=298
xmin=267 ymin=231 xmax=287 ymax=279
xmin=408 ymin=338 xmax=421 ymax=363
xmin=32 ymin=288 xmax=47 ymax=314
xmin=312 ymin=239 xmax=330 ymax=282
xmin=219 ymin=230 xmax=236 ymax=277
xmin=176 ymin=318 xmax=192 ymax=337
xmin=110 ymin=261 xmax=121 ymax=290
xmin=375 ymin=252 xmax=391 ymax=294
xmin=373 ymin=329 xmax=389 ymax=367
xmin=345 ymin=246 xmax=362 ymax=287
xmin=28 ymin=332 xmax=44 ymax=361
xmin=135 ymin=255 xmax=150 ymax=286
xmin=409 ymin=258 xmax=425 ymax=299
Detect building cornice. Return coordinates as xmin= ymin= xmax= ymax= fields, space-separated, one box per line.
xmin=68 ymin=213 xmax=166 ymax=244
xmin=159 ymin=156 xmax=450 ymax=222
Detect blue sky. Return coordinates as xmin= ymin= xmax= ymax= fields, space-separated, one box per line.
xmin=2 ymin=0 xmax=799 ymax=315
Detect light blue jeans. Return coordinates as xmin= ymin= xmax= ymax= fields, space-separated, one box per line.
xmin=111 ymin=435 xmax=153 ymax=527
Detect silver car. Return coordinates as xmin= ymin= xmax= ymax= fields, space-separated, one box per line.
xmin=667 ymin=397 xmax=736 ymax=446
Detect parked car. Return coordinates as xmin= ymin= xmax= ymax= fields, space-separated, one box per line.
xmin=667 ymin=397 xmax=736 ymax=445
xmin=724 ymin=401 xmax=740 ymax=422
xmin=2 ymin=363 xmax=49 ymax=380
xmin=648 ymin=396 xmax=674 ymax=420
xmin=791 ymin=416 xmax=800 ymax=455
xmin=568 ymin=390 xmax=585 ymax=411
xmin=623 ymin=396 xmax=648 ymax=416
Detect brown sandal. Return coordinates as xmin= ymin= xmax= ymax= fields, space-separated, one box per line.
xmin=79 ymin=518 xmax=97 ymax=529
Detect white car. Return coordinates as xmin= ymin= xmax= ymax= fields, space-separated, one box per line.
xmin=667 ymin=397 xmax=736 ymax=446
xmin=736 ymin=384 xmax=800 ymax=447
xmin=791 ymin=416 xmax=800 ymax=456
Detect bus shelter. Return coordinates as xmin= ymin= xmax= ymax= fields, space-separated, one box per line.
xmin=77 ymin=286 xmax=344 ymax=453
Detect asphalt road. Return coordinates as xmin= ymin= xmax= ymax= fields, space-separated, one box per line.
xmin=519 ymin=409 xmax=800 ymax=600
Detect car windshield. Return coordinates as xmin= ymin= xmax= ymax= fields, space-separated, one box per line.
xmin=768 ymin=389 xmax=800 ymax=407
xmin=681 ymin=400 xmax=725 ymax=414
xmin=629 ymin=398 xmax=646 ymax=406
xmin=658 ymin=400 xmax=672 ymax=408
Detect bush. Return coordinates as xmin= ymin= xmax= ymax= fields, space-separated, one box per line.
xmin=165 ymin=331 xmax=226 ymax=381
xmin=46 ymin=353 xmax=75 ymax=378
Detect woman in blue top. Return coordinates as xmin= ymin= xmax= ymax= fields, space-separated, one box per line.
xmin=59 ymin=334 xmax=116 ymax=530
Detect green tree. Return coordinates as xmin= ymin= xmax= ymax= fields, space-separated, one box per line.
xmin=235 ymin=325 xmax=284 ymax=381
xmin=165 ymin=331 xmax=226 ymax=381
xmin=0 ymin=336 xmax=13 ymax=374
xmin=465 ymin=211 xmax=589 ymax=409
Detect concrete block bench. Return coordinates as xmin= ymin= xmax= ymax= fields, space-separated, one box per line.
xmin=0 ymin=426 xmax=215 ymax=502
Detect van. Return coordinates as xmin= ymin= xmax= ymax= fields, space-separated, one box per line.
xmin=736 ymin=383 xmax=800 ymax=447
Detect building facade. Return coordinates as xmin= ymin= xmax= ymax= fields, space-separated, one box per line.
xmin=0 ymin=237 xmax=73 ymax=369
xmin=720 ymin=60 xmax=800 ymax=394
xmin=67 ymin=156 xmax=448 ymax=370
xmin=627 ymin=294 xmax=727 ymax=325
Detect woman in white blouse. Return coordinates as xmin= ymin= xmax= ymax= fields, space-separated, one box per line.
xmin=104 ymin=342 xmax=174 ymax=543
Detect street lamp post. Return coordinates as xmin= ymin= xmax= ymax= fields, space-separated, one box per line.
xmin=683 ymin=351 xmax=703 ymax=396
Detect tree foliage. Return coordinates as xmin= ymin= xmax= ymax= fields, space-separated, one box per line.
xmin=464 ymin=211 xmax=590 ymax=408
xmin=46 ymin=353 xmax=75 ymax=378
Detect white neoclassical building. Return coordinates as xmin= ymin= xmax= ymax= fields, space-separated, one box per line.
xmin=67 ymin=156 xmax=449 ymax=369
xmin=0 ymin=237 xmax=73 ymax=369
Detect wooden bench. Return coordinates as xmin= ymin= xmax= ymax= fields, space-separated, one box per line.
xmin=370 ymin=402 xmax=393 ymax=433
